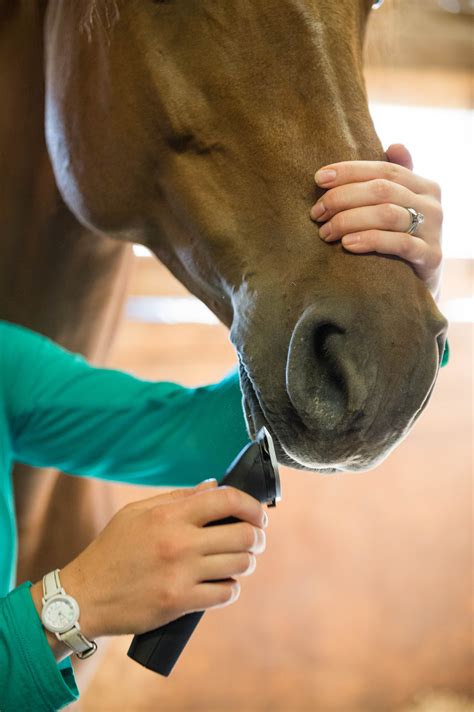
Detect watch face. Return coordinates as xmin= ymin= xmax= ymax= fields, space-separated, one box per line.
xmin=42 ymin=595 xmax=79 ymax=633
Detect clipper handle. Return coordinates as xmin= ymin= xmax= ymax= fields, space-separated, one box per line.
xmin=126 ymin=611 xmax=204 ymax=677
xmin=127 ymin=514 xmax=237 ymax=676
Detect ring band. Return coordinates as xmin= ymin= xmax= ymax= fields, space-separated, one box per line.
xmin=405 ymin=207 xmax=425 ymax=236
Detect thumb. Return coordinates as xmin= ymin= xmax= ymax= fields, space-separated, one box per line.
xmin=152 ymin=478 xmax=218 ymax=503
xmin=148 ymin=479 xmax=218 ymax=507
xmin=131 ymin=482 xmax=216 ymax=512
xmin=386 ymin=143 xmax=414 ymax=171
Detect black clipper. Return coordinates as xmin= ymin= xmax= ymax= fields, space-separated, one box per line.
xmin=127 ymin=426 xmax=281 ymax=675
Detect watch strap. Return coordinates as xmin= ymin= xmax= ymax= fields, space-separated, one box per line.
xmin=61 ymin=626 xmax=98 ymax=659
xmin=41 ymin=568 xmax=97 ymax=659
xmin=42 ymin=569 xmax=63 ymax=601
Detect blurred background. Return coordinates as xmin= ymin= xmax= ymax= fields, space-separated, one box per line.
xmin=80 ymin=1 xmax=473 ymax=710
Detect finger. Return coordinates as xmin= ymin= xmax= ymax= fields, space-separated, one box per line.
xmin=192 ymin=579 xmax=241 ymax=611
xmin=315 ymin=160 xmax=441 ymax=199
xmin=340 ymin=229 xmax=432 ymax=267
xmin=386 ymin=143 xmax=414 ymax=171
xmin=319 ymin=204 xmax=433 ymax=243
xmin=310 ymin=179 xmax=415 ymax=222
xmin=198 ymin=553 xmax=257 ymax=582
xmin=198 ymin=522 xmax=266 ymax=556
xmin=186 ymin=486 xmax=267 ymax=529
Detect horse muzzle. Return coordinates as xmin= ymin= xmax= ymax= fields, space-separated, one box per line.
xmin=238 ymin=298 xmax=447 ymax=473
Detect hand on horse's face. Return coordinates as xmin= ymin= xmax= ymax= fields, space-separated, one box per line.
xmin=310 ymin=143 xmax=443 ymax=301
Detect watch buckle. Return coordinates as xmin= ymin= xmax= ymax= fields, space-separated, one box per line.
xmin=76 ymin=640 xmax=98 ymax=659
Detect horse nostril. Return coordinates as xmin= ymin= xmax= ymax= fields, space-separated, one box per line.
xmin=286 ymin=308 xmax=355 ymax=431
xmin=310 ymin=322 xmax=348 ymax=418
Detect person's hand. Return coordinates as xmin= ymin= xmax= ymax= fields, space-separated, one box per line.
xmin=310 ymin=144 xmax=443 ymax=300
xmin=49 ymin=480 xmax=267 ymax=639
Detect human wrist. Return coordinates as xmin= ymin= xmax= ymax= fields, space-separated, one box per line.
xmin=59 ymin=563 xmax=102 ymax=641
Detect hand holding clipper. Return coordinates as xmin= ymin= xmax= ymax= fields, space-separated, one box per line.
xmin=127 ymin=427 xmax=281 ymax=675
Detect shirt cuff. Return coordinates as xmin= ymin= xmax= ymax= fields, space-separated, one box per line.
xmin=4 ymin=581 xmax=80 ymax=710
xmin=441 ymin=338 xmax=450 ymax=367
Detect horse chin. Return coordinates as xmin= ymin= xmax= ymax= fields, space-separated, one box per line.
xmin=239 ymin=361 xmax=342 ymax=474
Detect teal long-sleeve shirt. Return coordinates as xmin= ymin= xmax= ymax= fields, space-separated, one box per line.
xmin=0 ymin=320 xmax=249 ymax=711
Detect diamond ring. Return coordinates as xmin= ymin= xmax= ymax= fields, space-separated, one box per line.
xmin=405 ymin=207 xmax=425 ymax=236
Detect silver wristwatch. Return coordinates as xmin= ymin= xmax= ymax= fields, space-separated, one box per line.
xmin=40 ymin=569 xmax=98 ymax=659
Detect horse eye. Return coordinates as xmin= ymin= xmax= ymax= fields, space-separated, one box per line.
xmin=372 ymin=0 xmax=385 ymax=8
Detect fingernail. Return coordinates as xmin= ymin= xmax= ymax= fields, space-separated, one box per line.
xmin=262 ymin=511 xmax=269 ymax=528
xmin=251 ymin=528 xmax=266 ymax=554
xmin=319 ymin=222 xmax=332 ymax=239
xmin=310 ymin=201 xmax=326 ymax=220
xmin=315 ymin=168 xmax=337 ymax=185
xmin=197 ymin=478 xmax=218 ymax=489
xmin=342 ymin=234 xmax=361 ymax=246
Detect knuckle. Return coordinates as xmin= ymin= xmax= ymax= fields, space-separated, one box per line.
xmin=429 ymin=180 xmax=442 ymax=201
xmin=380 ymin=203 xmax=399 ymax=228
xmin=332 ymin=213 xmax=346 ymax=235
xmin=384 ymin=162 xmax=400 ymax=182
xmin=160 ymin=576 xmax=182 ymax=613
xmin=398 ymin=235 xmax=412 ymax=259
xmin=221 ymin=486 xmax=241 ymax=512
xmin=373 ymin=178 xmax=392 ymax=201
xmin=364 ymin=230 xmax=379 ymax=248
xmin=150 ymin=504 xmax=170 ymax=525
xmin=159 ymin=539 xmax=179 ymax=563
xmin=159 ymin=533 xmax=188 ymax=563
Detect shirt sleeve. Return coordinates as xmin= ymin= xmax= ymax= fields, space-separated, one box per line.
xmin=2 ymin=322 xmax=250 ymax=487
xmin=0 ymin=582 xmax=79 ymax=711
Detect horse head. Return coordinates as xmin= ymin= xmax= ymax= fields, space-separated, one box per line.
xmin=44 ymin=0 xmax=448 ymax=472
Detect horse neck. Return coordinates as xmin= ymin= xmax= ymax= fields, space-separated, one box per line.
xmin=0 ymin=1 xmax=129 ymax=356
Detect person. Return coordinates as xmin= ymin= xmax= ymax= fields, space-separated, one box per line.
xmin=0 ymin=145 xmax=447 ymax=712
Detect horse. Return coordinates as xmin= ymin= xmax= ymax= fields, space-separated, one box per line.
xmin=2 ymin=0 xmax=453 ymax=703
xmin=44 ymin=0 xmax=447 ymax=471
